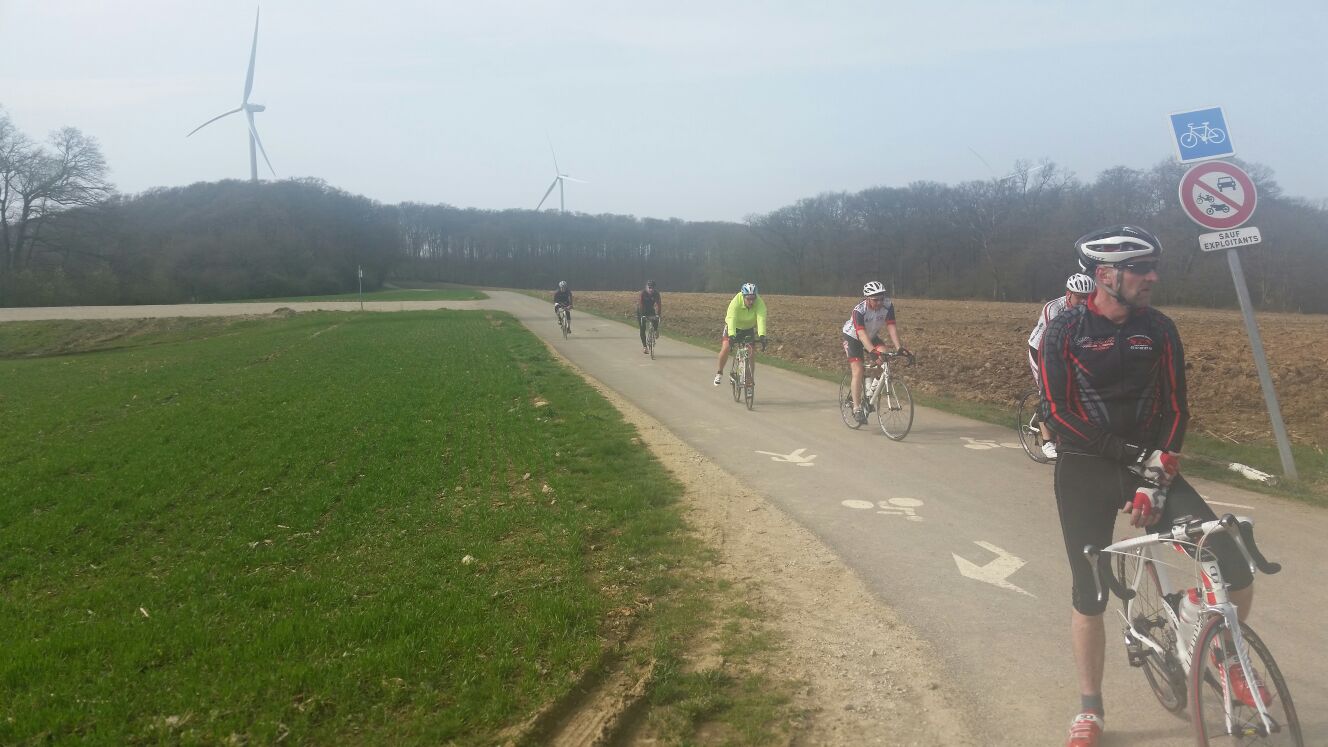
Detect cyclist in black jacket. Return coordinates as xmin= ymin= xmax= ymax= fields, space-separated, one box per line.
xmin=553 ymin=281 xmax=573 ymax=333
xmin=1040 ymin=226 xmax=1256 ymax=747
xmin=636 ymin=280 xmax=661 ymax=354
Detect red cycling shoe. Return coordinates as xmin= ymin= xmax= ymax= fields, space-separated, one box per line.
xmin=1066 ymin=711 xmax=1103 ymax=747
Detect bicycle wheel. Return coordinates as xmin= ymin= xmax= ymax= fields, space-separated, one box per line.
xmin=1191 ymin=617 xmax=1302 ymax=746
xmin=559 ymin=310 xmax=569 ymax=339
xmin=1017 ymin=389 xmax=1051 ymax=464
xmin=1114 ymin=551 xmax=1186 ymax=713
xmin=647 ymin=324 xmax=656 ymax=359
xmin=731 ymin=358 xmax=742 ymax=402
xmin=877 ymin=376 xmax=913 ymax=440
xmin=744 ymin=363 xmax=755 ymax=410
xmin=839 ymin=373 xmax=862 ymax=429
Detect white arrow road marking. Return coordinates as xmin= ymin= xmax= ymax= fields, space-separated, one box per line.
xmin=755 ymin=448 xmax=817 ymax=467
xmin=961 ymin=437 xmax=1023 ymax=450
xmin=1207 ymin=500 xmax=1255 ymax=510
xmin=952 ymin=541 xmax=1035 ymax=597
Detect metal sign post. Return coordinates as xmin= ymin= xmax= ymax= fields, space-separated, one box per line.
xmin=1223 ymin=249 xmax=1298 ymax=480
xmin=358 ymin=265 xmax=364 ymax=311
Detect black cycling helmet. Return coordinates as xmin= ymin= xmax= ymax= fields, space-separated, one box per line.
xmin=1074 ymin=225 xmax=1162 ymax=271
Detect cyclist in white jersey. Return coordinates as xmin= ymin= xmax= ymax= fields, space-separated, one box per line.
xmin=841 ymin=281 xmax=909 ymax=424
xmin=1027 ymin=273 xmax=1095 ymax=458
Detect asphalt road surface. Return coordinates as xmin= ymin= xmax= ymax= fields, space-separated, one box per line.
xmin=6 ymin=293 xmax=1324 ymax=745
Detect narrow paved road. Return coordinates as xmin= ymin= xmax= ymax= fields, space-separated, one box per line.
xmin=7 ymin=294 xmax=1324 ymax=745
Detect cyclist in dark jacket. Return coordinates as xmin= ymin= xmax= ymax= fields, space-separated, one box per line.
xmin=636 ymin=280 xmax=661 ymax=354
xmin=1041 ymin=226 xmax=1256 ymax=747
xmin=553 ymin=281 xmax=573 ymax=333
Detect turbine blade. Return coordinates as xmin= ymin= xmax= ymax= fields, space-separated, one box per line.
xmin=187 ymin=107 xmax=243 ymax=137
xmin=536 ymin=179 xmax=558 ymax=210
xmin=246 ymin=109 xmax=276 ymax=176
xmin=547 ymin=138 xmax=560 ymax=174
xmin=243 ymin=7 xmax=260 ymax=103
xmin=561 ymin=175 xmax=586 ymax=184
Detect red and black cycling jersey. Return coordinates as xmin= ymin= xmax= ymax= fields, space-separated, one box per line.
xmin=553 ymin=289 xmax=573 ymax=306
xmin=637 ymin=289 xmax=661 ymax=316
xmin=1038 ymin=295 xmax=1188 ymax=461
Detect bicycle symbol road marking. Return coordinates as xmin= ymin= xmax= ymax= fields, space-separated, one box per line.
xmin=842 ymin=496 xmax=925 ymax=522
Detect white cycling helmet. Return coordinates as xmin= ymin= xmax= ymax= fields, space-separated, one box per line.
xmin=1075 ymin=225 xmax=1162 ymax=271
xmin=1065 ymin=273 xmax=1096 ymax=294
xmin=740 ymin=282 xmax=757 ymax=296
xmin=862 ymin=280 xmax=886 ymax=297
xmin=558 ymin=280 xmax=567 ymax=290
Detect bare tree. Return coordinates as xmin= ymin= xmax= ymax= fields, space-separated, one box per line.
xmin=0 ymin=113 xmax=112 ymax=273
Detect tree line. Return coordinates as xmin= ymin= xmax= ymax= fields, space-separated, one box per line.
xmin=4 ymin=106 xmax=1327 ymax=310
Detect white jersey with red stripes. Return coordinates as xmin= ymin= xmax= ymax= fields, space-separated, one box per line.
xmin=841 ymin=298 xmax=896 ymax=339
xmin=1027 ymin=296 xmax=1068 ymax=351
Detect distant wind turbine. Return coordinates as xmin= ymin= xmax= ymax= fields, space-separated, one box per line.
xmin=187 ymin=7 xmax=275 ymax=182
xmin=536 ymin=142 xmax=584 ymax=214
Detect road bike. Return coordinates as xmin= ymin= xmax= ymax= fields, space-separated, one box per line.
xmin=837 ymin=351 xmax=915 ymax=440
xmin=1179 ymin=121 xmax=1227 ymax=149
xmin=1016 ymin=387 xmax=1053 ymax=464
xmin=644 ymin=315 xmax=659 ymax=359
xmin=728 ymin=336 xmax=757 ymax=410
xmin=1086 ymin=514 xmax=1301 ymax=745
xmin=555 ymin=304 xmax=571 ymax=338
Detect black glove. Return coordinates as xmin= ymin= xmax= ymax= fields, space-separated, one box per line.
xmin=759 ymin=335 xmax=768 ymax=352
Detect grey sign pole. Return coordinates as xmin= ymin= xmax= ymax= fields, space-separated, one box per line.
xmin=1224 ymin=248 xmax=1298 ymax=480
xmin=358 ymin=265 xmax=364 ymax=311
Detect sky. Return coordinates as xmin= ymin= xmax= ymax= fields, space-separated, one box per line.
xmin=1 ymin=1 xmax=1323 ymax=222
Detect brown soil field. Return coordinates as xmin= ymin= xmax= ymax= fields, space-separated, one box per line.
xmin=576 ymin=291 xmax=1328 ymax=450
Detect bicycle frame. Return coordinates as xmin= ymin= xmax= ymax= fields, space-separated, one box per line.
xmin=1094 ymin=516 xmax=1278 ymax=736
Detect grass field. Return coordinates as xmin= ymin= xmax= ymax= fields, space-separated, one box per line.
xmin=239 ymin=288 xmax=487 ymax=302
xmin=0 ymin=311 xmax=694 ymax=743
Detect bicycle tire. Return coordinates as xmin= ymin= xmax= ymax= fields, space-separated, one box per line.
xmin=1191 ymin=618 xmax=1302 ymax=746
xmin=1114 ymin=551 xmax=1186 ymax=713
xmin=839 ymin=373 xmax=862 ymax=429
xmin=877 ymin=375 xmax=913 ymax=440
xmin=558 ymin=309 xmax=569 ymax=339
xmin=731 ymin=357 xmax=743 ymax=403
xmin=1017 ymin=389 xmax=1051 ymax=464
xmin=744 ymin=363 xmax=755 ymax=410
xmin=648 ymin=325 xmax=656 ymax=359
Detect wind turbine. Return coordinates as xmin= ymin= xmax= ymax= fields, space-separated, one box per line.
xmin=536 ymin=142 xmax=584 ymax=214
xmin=187 ymin=7 xmax=275 ymax=182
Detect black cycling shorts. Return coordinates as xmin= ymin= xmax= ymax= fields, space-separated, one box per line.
xmin=721 ymin=325 xmax=756 ymax=343
xmin=1054 ymin=453 xmax=1253 ymax=616
xmin=842 ymin=333 xmax=883 ymax=362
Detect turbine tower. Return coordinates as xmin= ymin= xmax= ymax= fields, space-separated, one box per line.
xmin=187 ymin=7 xmax=275 ymax=182
xmin=536 ymin=142 xmax=584 ymax=214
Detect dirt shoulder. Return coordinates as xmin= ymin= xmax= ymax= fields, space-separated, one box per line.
xmin=547 ymin=346 xmax=977 ymax=745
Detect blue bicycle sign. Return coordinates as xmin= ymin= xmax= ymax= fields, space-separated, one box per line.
xmin=1169 ymin=106 xmax=1235 ymax=163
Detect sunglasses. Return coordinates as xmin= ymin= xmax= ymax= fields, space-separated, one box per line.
xmin=1119 ymin=261 xmax=1159 ymax=275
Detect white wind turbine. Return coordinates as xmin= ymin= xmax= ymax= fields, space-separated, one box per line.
xmin=187 ymin=7 xmax=275 ymax=182
xmin=536 ymin=142 xmax=584 ymax=214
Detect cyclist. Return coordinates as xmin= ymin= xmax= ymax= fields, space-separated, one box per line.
xmin=713 ymin=282 xmax=767 ymax=386
xmin=1027 ymin=272 xmax=1096 ymax=459
xmin=842 ymin=281 xmax=909 ymax=424
xmin=553 ymin=280 xmax=573 ymax=334
xmin=1040 ymin=226 xmax=1257 ymax=747
xmin=637 ymin=279 xmax=662 ymax=354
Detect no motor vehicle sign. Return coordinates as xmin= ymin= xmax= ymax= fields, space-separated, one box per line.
xmin=1178 ymin=161 xmax=1257 ymax=231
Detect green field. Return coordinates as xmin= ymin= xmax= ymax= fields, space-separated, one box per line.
xmin=238 ymin=288 xmax=487 ymax=302
xmin=0 ymin=311 xmax=690 ymax=743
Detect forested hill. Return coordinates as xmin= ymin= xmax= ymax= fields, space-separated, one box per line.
xmin=4 ymin=162 xmax=1327 ymax=311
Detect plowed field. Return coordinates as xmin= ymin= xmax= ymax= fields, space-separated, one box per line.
xmin=575 ymin=292 xmax=1328 ymax=449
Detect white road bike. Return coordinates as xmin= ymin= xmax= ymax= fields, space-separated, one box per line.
xmin=1086 ymin=514 xmax=1302 ymax=745
xmin=838 ymin=351 xmax=914 ymax=440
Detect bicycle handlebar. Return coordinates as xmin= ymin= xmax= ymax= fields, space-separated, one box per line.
xmin=1085 ymin=513 xmax=1282 ymax=605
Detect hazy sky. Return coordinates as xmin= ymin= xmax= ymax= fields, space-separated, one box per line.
xmin=1 ymin=1 xmax=1323 ymax=222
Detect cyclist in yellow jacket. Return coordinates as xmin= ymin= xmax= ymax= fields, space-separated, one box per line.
xmin=713 ymin=282 xmax=768 ymax=385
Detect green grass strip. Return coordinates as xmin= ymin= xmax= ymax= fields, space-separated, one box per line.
xmin=0 ymin=311 xmax=686 ymax=744
xmin=234 ymin=288 xmax=487 ymax=302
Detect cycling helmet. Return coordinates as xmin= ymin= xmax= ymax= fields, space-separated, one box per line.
xmin=645 ymin=279 xmax=655 ymax=289
xmin=740 ymin=282 xmax=757 ymax=296
xmin=1065 ymin=273 xmax=1096 ymax=294
xmin=558 ymin=280 xmax=567 ymax=290
xmin=862 ymin=280 xmax=886 ymax=297
xmin=1074 ymin=225 xmax=1162 ymax=271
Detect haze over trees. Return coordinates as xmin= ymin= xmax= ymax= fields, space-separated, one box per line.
xmin=3 ymin=107 xmax=1326 ymax=311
